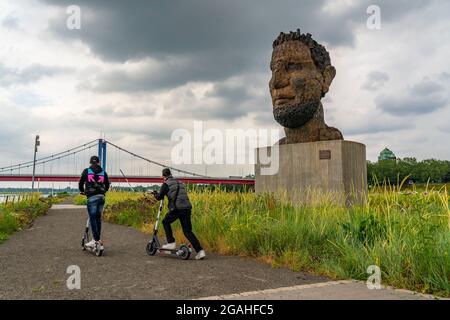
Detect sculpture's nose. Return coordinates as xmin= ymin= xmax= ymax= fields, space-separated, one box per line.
xmin=271 ymin=67 xmax=289 ymax=89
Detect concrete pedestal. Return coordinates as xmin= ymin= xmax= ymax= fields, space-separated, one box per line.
xmin=255 ymin=140 xmax=367 ymax=206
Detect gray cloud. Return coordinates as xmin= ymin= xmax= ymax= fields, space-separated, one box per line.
xmin=2 ymin=14 xmax=19 ymax=29
xmin=0 ymin=63 xmax=71 ymax=87
xmin=161 ymin=79 xmax=269 ymax=122
xmin=83 ymin=53 xmax=254 ymax=93
xmin=87 ymin=80 xmax=265 ymax=122
xmin=45 ymin=0 xmax=346 ymax=61
xmin=376 ymin=77 xmax=449 ymax=116
xmin=43 ymin=0 xmax=431 ymax=92
xmin=362 ymin=71 xmax=390 ymax=91
xmin=437 ymin=125 xmax=450 ymax=133
xmin=61 ymin=109 xmax=174 ymax=142
xmin=205 ymin=82 xmax=255 ymax=109
xmin=39 ymin=0 xmax=434 ymax=126
xmin=376 ymin=95 xmax=447 ymax=116
xmin=344 ymin=120 xmax=411 ymax=135
xmin=10 ymin=91 xmax=50 ymax=108
xmin=410 ymin=79 xmax=443 ymax=95
xmin=44 ymin=0 xmax=430 ymax=59
xmin=91 ymin=105 xmax=159 ymax=118
xmin=253 ymin=111 xmax=278 ymax=126
xmin=439 ymin=72 xmax=450 ymax=82
xmin=0 ymin=105 xmax=41 ymax=163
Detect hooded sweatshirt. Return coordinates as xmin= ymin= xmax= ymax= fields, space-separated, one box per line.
xmin=78 ymin=164 xmax=110 ymax=198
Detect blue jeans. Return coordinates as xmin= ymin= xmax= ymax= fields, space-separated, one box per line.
xmin=87 ymin=194 xmax=105 ymax=241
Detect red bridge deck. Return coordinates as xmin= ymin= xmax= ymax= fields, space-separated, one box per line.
xmin=0 ymin=175 xmax=255 ymax=185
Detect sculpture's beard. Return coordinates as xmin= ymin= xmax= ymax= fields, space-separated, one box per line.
xmin=273 ymin=101 xmax=319 ymax=128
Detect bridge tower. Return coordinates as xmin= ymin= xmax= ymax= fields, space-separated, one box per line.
xmin=97 ymin=139 xmax=107 ymax=169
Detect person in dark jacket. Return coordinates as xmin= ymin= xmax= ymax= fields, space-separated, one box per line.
xmin=152 ymin=168 xmax=205 ymax=260
xmin=79 ymin=156 xmax=110 ymax=250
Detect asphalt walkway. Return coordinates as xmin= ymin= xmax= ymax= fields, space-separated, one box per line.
xmin=0 ymin=203 xmax=442 ymax=300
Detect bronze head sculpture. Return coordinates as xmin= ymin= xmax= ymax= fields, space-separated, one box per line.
xmin=270 ymin=29 xmax=343 ymax=144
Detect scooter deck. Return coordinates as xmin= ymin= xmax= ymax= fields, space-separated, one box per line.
xmin=81 ymin=234 xmax=104 ymax=256
xmin=83 ymin=244 xmax=104 ymax=256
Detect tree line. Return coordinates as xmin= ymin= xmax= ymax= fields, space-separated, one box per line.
xmin=367 ymin=158 xmax=450 ymax=185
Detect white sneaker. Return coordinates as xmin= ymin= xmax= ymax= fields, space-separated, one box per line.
xmin=162 ymin=242 xmax=176 ymax=250
xmin=85 ymin=240 xmax=95 ymax=248
xmin=96 ymin=241 xmax=104 ymax=251
xmin=195 ymin=250 xmax=206 ymax=260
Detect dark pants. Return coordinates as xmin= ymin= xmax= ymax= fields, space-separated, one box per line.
xmin=87 ymin=194 xmax=105 ymax=241
xmin=162 ymin=209 xmax=203 ymax=252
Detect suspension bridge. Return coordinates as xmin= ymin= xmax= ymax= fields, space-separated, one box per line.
xmin=0 ymin=139 xmax=254 ymax=186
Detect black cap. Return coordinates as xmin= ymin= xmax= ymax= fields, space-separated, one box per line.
xmin=90 ymin=156 xmax=100 ymax=165
xmin=162 ymin=168 xmax=171 ymax=177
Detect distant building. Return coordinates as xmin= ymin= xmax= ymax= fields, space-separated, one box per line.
xmin=378 ymin=147 xmax=396 ymax=161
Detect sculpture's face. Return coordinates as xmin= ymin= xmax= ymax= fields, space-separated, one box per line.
xmin=269 ymin=41 xmax=335 ymax=128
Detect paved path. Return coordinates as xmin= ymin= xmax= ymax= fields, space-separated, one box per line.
xmin=198 ymin=280 xmax=442 ymax=300
xmin=0 ymin=203 xmax=442 ymax=300
xmin=0 ymin=203 xmax=327 ymax=299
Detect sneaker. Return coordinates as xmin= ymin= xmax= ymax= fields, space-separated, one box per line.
xmin=96 ymin=241 xmax=104 ymax=251
xmin=162 ymin=242 xmax=176 ymax=250
xmin=195 ymin=250 xmax=206 ymax=260
xmin=85 ymin=240 xmax=95 ymax=248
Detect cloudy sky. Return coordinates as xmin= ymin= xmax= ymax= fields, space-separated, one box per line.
xmin=1 ymin=0 xmax=450 ymax=180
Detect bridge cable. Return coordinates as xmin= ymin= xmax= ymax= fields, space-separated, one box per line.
xmin=105 ymin=141 xmax=211 ymax=178
xmin=0 ymin=139 xmax=98 ymax=171
xmin=0 ymin=144 xmax=97 ymax=173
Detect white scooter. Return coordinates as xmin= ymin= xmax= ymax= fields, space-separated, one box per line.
xmin=81 ymin=217 xmax=104 ymax=257
xmin=146 ymin=199 xmax=192 ymax=260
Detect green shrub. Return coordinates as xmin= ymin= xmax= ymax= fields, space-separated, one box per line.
xmin=0 ymin=196 xmax=51 ymax=243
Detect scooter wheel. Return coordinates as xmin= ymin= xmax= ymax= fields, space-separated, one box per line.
xmin=179 ymin=245 xmax=191 ymax=260
xmin=96 ymin=249 xmax=103 ymax=257
xmin=81 ymin=237 xmax=86 ymax=251
xmin=146 ymin=241 xmax=157 ymax=256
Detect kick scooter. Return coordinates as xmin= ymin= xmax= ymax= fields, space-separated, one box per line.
xmin=80 ymin=194 xmax=104 ymax=257
xmin=81 ymin=217 xmax=104 ymax=257
xmin=146 ymin=199 xmax=192 ymax=260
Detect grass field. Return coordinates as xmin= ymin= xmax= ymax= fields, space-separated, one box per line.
xmin=0 ymin=195 xmax=53 ymax=243
xmin=74 ymin=191 xmax=142 ymax=206
xmin=75 ymin=185 xmax=450 ymax=297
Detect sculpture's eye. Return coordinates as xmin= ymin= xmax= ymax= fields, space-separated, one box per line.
xmin=287 ymin=63 xmax=303 ymax=71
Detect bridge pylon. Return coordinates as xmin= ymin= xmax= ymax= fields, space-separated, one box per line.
xmin=98 ymin=139 xmax=107 ymax=169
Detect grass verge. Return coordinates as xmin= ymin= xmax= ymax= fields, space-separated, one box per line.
xmin=79 ymin=188 xmax=450 ymax=297
xmin=0 ymin=195 xmax=53 ymax=243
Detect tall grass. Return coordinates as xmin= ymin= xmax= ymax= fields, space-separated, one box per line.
xmin=96 ymin=188 xmax=450 ymax=296
xmin=73 ymin=192 xmax=144 ymax=205
xmin=0 ymin=195 xmax=52 ymax=243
